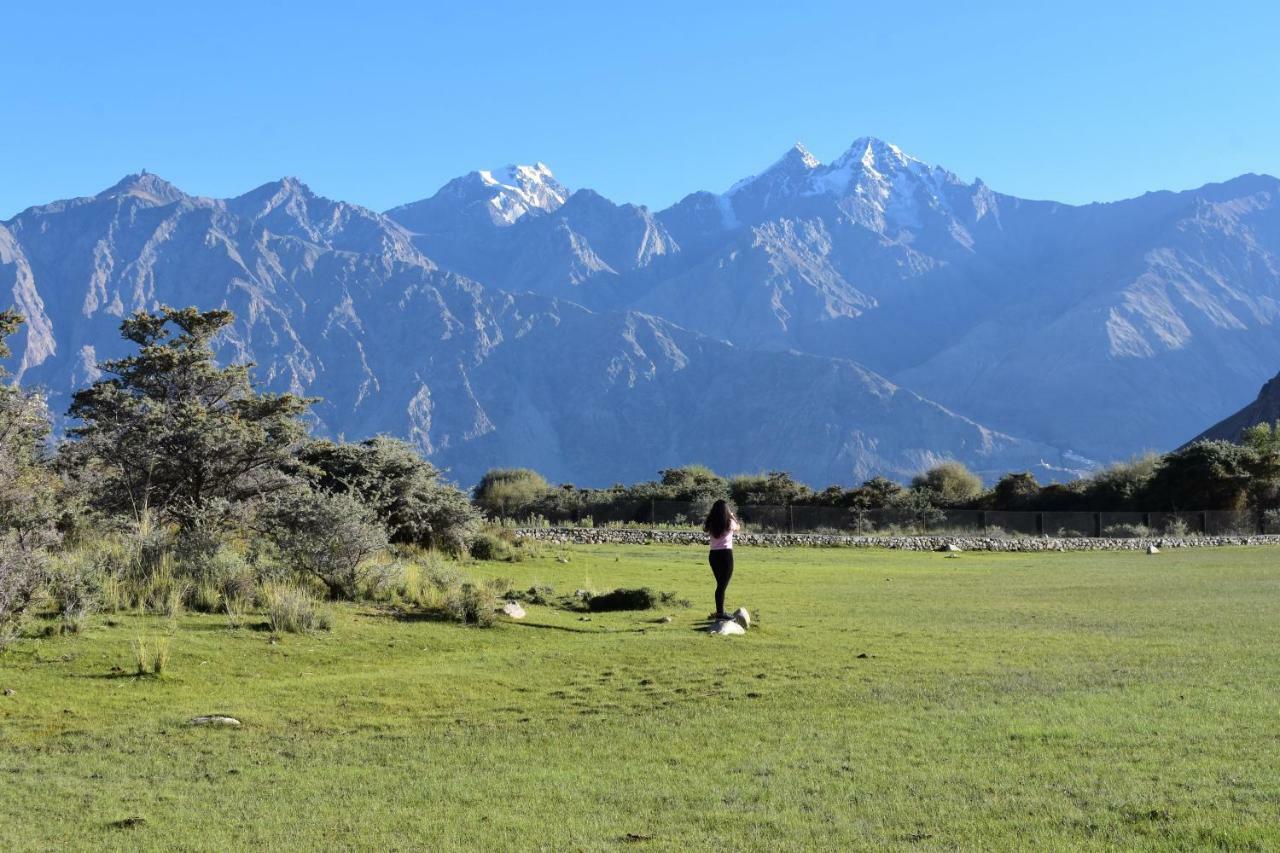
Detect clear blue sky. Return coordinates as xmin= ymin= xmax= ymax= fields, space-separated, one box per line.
xmin=4 ymin=1 xmax=1278 ymax=218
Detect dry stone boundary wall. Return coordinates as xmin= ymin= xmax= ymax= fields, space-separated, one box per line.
xmin=516 ymin=527 xmax=1280 ymax=552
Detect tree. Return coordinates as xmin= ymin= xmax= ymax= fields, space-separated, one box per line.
xmin=1145 ymin=441 xmax=1254 ymax=511
xmin=296 ymin=437 xmax=480 ymax=553
xmin=656 ymin=465 xmax=729 ymax=503
xmin=1242 ymin=421 xmax=1280 ymax=516
xmin=0 ymin=311 xmax=59 ymax=649
xmin=62 ymin=306 xmax=312 ymax=531
xmin=728 ymin=471 xmax=813 ymax=506
xmin=1078 ymin=454 xmax=1160 ymax=510
xmin=911 ymin=461 xmax=984 ymax=507
xmin=990 ymin=471 xmax=1041 ymax=510
xmin=472 ymin=468 xmax=551 ymax=518
xmin=263 ymin=488 xmax=387 ymax=599
xmin=847 ymin=476 xmax=903 ymax=509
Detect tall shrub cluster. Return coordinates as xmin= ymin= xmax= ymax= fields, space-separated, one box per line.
xmin=0 ymin=311 xmax=61 ymax=647
xmin=0 ymin=304 xmax=483 ymax=648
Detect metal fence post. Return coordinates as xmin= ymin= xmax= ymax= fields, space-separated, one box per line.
xmin=1094 ymin=512 xmax=1102 ymax=538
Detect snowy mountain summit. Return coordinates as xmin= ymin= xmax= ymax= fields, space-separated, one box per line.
xmin=387 ymin=162 xmax=568 ymax=234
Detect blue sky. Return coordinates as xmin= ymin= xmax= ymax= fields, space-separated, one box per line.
xmin=3 ymin=1 xmax=1278 ymax=218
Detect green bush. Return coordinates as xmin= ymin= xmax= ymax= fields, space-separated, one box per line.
xmin=47 ymin=556 xmax=105 ymax=634
xmin=911 ymin=461 xmax=984 ymax=507
xmin=263 ymin=488 xmax=388 ymax=599
xmin=587 ymin=587 xmax=659 ymax=612
xmin=296 ymin=437 xmax=480 ymax=553
xmin=261 ymin=582 xmax=332 ymax=634
xmin=473 ymin=468 xmax=551 ymax=519
xmin=468 ymin=531 xmax=509 ymax=561
xmin=444 ymin=581 xmax=498 ymax=627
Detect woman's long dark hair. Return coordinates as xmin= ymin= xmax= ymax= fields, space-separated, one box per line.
xmin=703 ymin=499 xmax=736 ymax=538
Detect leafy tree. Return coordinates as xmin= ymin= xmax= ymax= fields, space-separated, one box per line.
xmin=728 ymin=471 xmax=813 ymax=506
xmin=262 ymin=488 xmax=387 ymax=599
xmin=889 ymin=488 xmax=945 ymax=530
xmin=911 ymin=461 xmax=984 ymax=507
xmin=990 ymin=471 xmax=1041 ymax=510
xmin=847 ymin=476 xmax=903 ymax=509
xmin=0 ymin=311 xmax=59 ymax=648
xmin=296 ymin=437 xmax=480 ymax=553
xmin=656 ymin=465 xmax=729 ymax=503
xmin=1145 ymin=441 xmax=1254 ymax=511
xmin=472 ymin=468 xmax=550 ymax=518
xmin=1078 ymin=454 xmax=1160 ymax=510
xmin=62 ymin=307 xmax=312 ymax=531
xmin=1242 ymin=421 xmax=1280 ymax=516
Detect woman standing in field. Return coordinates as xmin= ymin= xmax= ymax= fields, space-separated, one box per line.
xmin=703 ymin=500 xmax=739 ymax=620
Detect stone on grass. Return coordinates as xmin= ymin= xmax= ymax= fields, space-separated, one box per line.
xmin=938 ymin=543 xmax=962 ymax=553
xmin=1147 ymin=544 xmax=1160 ymax=555
xmin=710 ymin=619 xmax=746 ymax=636
xmin=2 ymin=688 xmax=13 ymax=697
xmin=731 ymin=607 xmax=752 ymax=629
xmin=189 ymin=715 xmax=241 ymax=727
xmin=500 ymin=601 xmax=526 ymax=619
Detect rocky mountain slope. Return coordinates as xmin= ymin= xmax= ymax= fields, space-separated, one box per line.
xmin=1191 ymin=371 xmax=1280 ymax=445
xmin=0 ymin=169 xmax=1065 ymax=487
xmin=5 ymin=139 xmax=1276 ymax=484
xmin=384 ymin=140 xmax=1280 ymax=463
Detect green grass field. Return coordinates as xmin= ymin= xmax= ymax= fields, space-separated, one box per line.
xmin=2 ymin=543 xmax=1278 ymax=850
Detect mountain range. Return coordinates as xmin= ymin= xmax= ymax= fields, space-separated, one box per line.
xmin=3 ymin=138 xmax=1278 ymax=487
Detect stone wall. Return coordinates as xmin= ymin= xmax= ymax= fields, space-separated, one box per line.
xmin=515 ymin=527 xmax=1280 ymax=552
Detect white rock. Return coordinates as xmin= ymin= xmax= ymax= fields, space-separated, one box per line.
xmin=190 ymin=715 xmax=241 ymax=727
xmin=500 ymin=601 xmax=526 ymax=619
xmin=710 ymin=620 xmax=746 ymax=636
xmin=731 ymin=607 xmax=751 ymax=629
xmin=1147 ymin=544 xmax=1160 ymax=555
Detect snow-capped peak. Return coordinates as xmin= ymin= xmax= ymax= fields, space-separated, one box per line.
xmin=473 ymin=162 xmax=568 ymax=225
xmin=725 ymin=143 xmax=821 ymax=196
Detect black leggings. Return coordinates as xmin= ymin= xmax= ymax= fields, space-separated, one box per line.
xmin=709 ymin=548 xmax=734 ymax=615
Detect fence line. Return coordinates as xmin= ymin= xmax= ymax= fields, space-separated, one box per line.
xmin=501 ymin=499 xmax=1268 ymax=537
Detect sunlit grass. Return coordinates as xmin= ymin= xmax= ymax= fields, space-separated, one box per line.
xmin=1 ymin=544 xmax=1277 ymax=850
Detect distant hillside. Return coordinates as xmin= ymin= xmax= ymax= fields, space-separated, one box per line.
xmin=1189 ymin=372 xmax=1280 ymax=444
xmin=5 ymin=137 xmax=1280 ymax=485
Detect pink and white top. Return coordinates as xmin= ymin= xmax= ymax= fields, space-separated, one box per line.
xmin=709 ymin=519 xmax=740 ymax=551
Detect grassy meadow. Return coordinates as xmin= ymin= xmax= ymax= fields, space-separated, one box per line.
xmin=1 ymin=542 xmax=1278 ymax=850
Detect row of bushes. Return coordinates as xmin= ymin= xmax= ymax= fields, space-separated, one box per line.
xmin=471 ymin=438 xmax=1280 ymax=526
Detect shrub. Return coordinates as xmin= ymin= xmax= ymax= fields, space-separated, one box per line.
xmin=444 ymin=581 xmax=498 ymax=627
xmin=261 ymin=583 xmax=332 ymax=634
xmin=296 ymin=437 xmax=481 ymax=553
xmin=0 ymin=536 xmax=47 ymax=650
xmin=1102 ymin=523 xmax=1151 ymax=538
xmin=263 ymin=488 xmax=387 ymax=599
xmin=47 ymin=556 xmax=105 ymax=634
xmin=889 ymin=489 xmax=945 ymax=529
xmin=912 ymin=461 xmax=984 ymax=507
xmin=473 ymin=468 xmax=551 ymax=518
xmin=469 ymin=531 xmax=510 ymax=561
xmin=587 ymin=587 xmax=659 ymax=612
